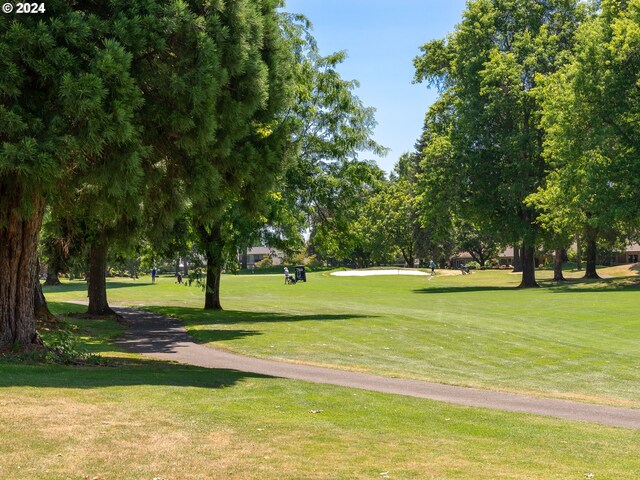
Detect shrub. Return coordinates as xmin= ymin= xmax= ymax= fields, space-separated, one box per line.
xmin=1 ymin=328 xmax=103 ymax=366
xmin=255 ymin=256 xmax=273 ymax=269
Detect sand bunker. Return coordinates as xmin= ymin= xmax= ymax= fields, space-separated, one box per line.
xmin=331 ymin=269 xmax=430 ymax=277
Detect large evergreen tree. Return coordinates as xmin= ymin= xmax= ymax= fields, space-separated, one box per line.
xmin=0 ymin=2 xmax=146 ymax=348
xmin=187 ymin=0 xmax=294 ymax=310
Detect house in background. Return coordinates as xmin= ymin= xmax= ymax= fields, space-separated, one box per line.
xmin=451 ymin=247 xmax=515 ymax=268
xmin=239 ymin=246 xmax=285 ymax=269
xmin=613 ymin=243 xmax=640 ymax=265
xmin=451 ymin=243 xmax=640 ymax=268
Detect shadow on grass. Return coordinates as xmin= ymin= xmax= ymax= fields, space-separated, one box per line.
xmin=188 ymin=329 xmax=261 ymax=344
xmin=42 ymin=280 xmax=152 ymax=294
xmin=413 ymin=286 xmax=516 ymax=294
xmin=541 ymin=276 xmax=640 ymax=293
xmin=413 ymin=276 xmax=640 ymax=295
xmin=3 ymin=306 xmax=274 ymax=389
xmin=95 ymin=307 xmax=263 ymax=355
xmin=150 ymin=306 xmax=373 ymax=326
xmin=0 ymin=360 xmax=272 ymax=390
xmin=46 ymin=301 xmax=88 ymax=316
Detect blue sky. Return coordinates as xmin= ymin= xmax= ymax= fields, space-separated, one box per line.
xmin=283 ymin=0 xmax=467 ymax=172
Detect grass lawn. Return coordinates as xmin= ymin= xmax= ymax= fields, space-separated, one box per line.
xmin=44 ymin=267 xmax=640 ymax=407
xmin=1 ymin=306 xmax=640 ymax=479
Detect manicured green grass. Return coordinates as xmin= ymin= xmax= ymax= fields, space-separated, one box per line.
xmin=44 ymin=269 xmax=640 ymax=406
xmin=2 ymin=315 xmax=640 ymax=479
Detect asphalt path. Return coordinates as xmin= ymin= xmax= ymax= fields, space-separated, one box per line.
xmin=114 ymin=307 xmax=640 ymax=430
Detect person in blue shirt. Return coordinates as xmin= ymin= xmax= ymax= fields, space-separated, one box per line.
xmin=151 ymin=267 xmax=157 ymax=284
xmin=429 ymin=259 xmax=436 ymax=274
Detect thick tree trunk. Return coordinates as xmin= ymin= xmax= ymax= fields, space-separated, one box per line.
xmin=87 ymin=240 xmax=114 ymax=315
xmin=44 ymin=269 xmax=61 ymax=286
xmin=512 ymin=244 xmax=523 ymax=272
xmin=0 ymin=194 xmax=45 ymax=350
xmin=204 ymin=223 xmax=223 ymax=311
xmin=518 ymin=242 xmax=538 ymax=288
xmin=204 ymin=259 xmax=223 ymax=310
xmin=584 ymin=230 xmax=600 ymax=279
xmin=553 ymin=249 xmax=566 ymax=282
xmin=175 ymin=258 xmax=180 ymax=277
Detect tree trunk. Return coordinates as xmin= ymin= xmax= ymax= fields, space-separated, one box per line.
xmin=87 ymin=240 xmax=114 ymax=315
xmin=34 ymin=275 xmax=51 ymax=320
xmin=518 ymin=242 xmax=538 ymax=288
xmin=34 ymin=258 xmax=56 ymax=325
xmin=512 ymin=244 xmax=522 ymax=272
xmin=553 ymin=249 xmax=566 ymax=282
xmin=0 ymin=193 xmax=45 ymax=350
xmin=576 ymin=234 xmax=582 ymax=271
xmin=584 ymin=230 xmax=600 ymax=279
xmin=241 ymin=248 xmax=248 ymax=270
xmin=44 ymin=268 xmax=61 ymax=286
xmin=400 ymin=249 xmax=412 ymax=268
xmin=204 ymin=223 xmax=223 ymax=310
xmin=44 ymin=249 xmax=63 ymax=286
xmin=175 ymin=258 xmax=180 ymax=277
xmin=205 ymin=260 xmax=223 ymax=310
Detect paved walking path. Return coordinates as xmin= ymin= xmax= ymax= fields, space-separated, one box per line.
xmin=114 ymin=307 xmax=640 ymax=429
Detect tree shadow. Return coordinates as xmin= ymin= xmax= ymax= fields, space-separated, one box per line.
xmin=412 ymin=276 xmax=640 ymax=295
xmin=2 ymin=305 xmax=273 ymax=390
xmin=413 ymin=286 xmax=517 ymax=294
xmin=42 ymin=281 xmax=153 ymax=294
xmin=0 ymin=360 xmax=273 ymax=390
xmin=541 ymin=276 xmax=640 ymax=293
xmin=151 ymin=306 xmax=374 ymax=326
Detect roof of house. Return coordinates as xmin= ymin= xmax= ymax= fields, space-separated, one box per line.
xmin=456 ymin=247 xmax=513 ymax=259
xmin=246 ymin=246 xmax=284 ymax=256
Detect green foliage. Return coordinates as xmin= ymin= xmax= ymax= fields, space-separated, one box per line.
xmin=358 ymin=177 xmax=420 ymax=266
xmin=254 ymin=256 xmax=274 ymax=269
xmin=414 ymin=0 xmax=587 ymax=283
xmin=530 ymin=0 xmax=640 ymax=243
xmin=44 ymin=327 xmax=103 ymax=365
xmin=309 ymin=160 xmax=386 ymax=266
xmin=0 ymin=1 xmax=145 ymax=221
xmin=1 ymin=327 xmax=102 ymax=366
xmin=265 ymin=13 xmax=388 ymax=262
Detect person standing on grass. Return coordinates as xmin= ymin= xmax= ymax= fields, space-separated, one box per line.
xmin=151 ymin=266 xmax=157 ymax=284
xmin=429 ymin=259 xmax=436 ymax=274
